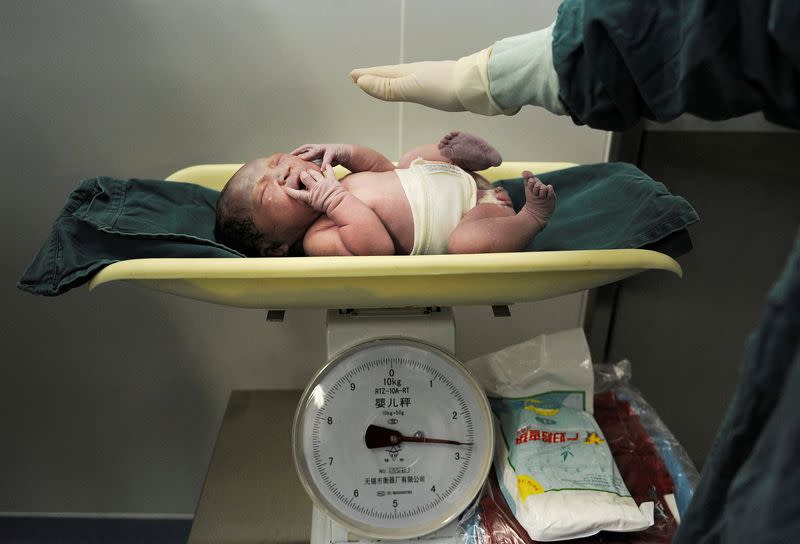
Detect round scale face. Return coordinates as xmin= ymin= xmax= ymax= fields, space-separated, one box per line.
xmin=293 ymin=338 xmax=494 ymax=540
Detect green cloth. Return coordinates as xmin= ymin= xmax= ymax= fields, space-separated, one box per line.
xmin=17 ymin=177 xmax=241 ymax=296
xmin=498 ymin=162 xmax=697 ymax=252
xmin=18 ymin=163 xmax=698 ymax=297
xmin=552 ymin=0 xmax=800 ymax=130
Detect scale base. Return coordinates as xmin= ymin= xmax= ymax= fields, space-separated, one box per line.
xmin=311 ymin=505 xmax=461 ymax=543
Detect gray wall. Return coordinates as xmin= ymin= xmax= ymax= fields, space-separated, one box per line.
xmin=607 ymin=130 xmax=800 ymax=468
xmin=1 ymin=1 xmax=606 ymax=515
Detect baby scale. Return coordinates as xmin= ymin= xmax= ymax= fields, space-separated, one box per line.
xmin=90 ymin=162 xmax=681 ymax=542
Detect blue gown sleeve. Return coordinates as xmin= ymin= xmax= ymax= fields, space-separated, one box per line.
xmin=552 ymin=0 xmax=800 ymax=130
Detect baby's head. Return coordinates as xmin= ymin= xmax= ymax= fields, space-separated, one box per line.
xmin=215 ymin=153 xmax=322 ymax=256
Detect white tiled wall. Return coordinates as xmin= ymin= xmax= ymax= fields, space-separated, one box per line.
xmin=1 ymin=1 xmax=606 ymax=514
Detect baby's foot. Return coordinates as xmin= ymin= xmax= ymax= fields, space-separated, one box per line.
xmin=521 ymin=171 xmax=556 ymax=228
xmin=438 ymin=131 xmax=502 ymax=171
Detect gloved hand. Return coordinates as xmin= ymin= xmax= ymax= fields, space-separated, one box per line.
xmin=350 ymin=25 xmax=564 ymax=116
xmin=286 ymin=165 xmax=347 ymax=214
xmin=291 ymin=143 xmax=352 ymax=170
xmin=350 ymin=61 xmax=463 ymax=112
xmin=350 ymin=48 xmax=514 ymax=115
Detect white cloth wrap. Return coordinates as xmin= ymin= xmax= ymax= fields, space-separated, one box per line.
xmin=395 ymin=159 xmax=477 ymax=255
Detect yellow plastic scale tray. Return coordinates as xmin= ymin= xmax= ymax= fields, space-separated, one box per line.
xmin=88 ymin=162 xmax=681 ymax=308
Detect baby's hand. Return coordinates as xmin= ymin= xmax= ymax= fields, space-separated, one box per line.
xmin=286 ymin=165 xmax=347 ymax=213
xmin=291 ymin=144 xmax=352 ymax=170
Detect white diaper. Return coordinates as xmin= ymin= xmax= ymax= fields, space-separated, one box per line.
xmin=395 ymin=158 xmax=477 ymax=255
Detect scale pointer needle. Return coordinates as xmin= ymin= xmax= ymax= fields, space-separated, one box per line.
xmin=364 ymin=425 xmax=473 ymax=449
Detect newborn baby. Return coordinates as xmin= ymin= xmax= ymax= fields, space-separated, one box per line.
xmin=214 ymin=132 xmax=555 ymax=257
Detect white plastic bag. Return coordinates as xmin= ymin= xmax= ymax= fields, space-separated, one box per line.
xmin=465 ymin=329 xmax=654 ymax=541
xmin=465 ymin=328 xmax=594 ymax=413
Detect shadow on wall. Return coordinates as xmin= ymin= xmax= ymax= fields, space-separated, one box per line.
xmin=4 ymin=286 xmax=220 ymax=512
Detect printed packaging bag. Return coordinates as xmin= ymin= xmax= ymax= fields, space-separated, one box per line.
xmin=466 ymin=329 xmax=653 ymax=541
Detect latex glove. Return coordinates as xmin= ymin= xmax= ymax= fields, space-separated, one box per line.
xmin=291 ymin=143 xmax=352 ymax=170
xmin=286 ymin=165 xmax=347 ymax=213
xmin=350 ymin=60 xmax=464 ymax=112
xmin=351 ymin=49 xmax=515 ymax=115
xmin=350 ymin=25 xmax=564 ymax=116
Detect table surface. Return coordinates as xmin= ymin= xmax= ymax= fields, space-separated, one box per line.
xmin=188 ymin=390 xmax=312 ymax=544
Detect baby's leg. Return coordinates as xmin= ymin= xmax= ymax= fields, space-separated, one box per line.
xmin=398 ymin=132 xmax=502 ymax=171
xmin=398 ymin=143 xmax=446 ymax=168
xmin=448 ymin=172 xmax=555 ymax=254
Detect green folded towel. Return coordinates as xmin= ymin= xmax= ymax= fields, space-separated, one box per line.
xmin=503 ymin=162 xmax=698 ymax=251
xmin=18 ymin=177 xmax=241 ymax=296
xmin=18 ymin=163 xmax=698 ymax=297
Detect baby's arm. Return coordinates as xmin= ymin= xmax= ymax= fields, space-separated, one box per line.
xmin=292 ymin=144 xmax=395 ymax=173
xmin=341 ymin=145 xmax=396 ymax=173
xmin=288 ymin=166 xmax=395 ymax=256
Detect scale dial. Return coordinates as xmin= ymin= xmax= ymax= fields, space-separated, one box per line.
xmin=293 ymin=338 xmax=494 ymax=540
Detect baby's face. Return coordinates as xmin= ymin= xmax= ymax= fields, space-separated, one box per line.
xmin=234 ymin=153 xmax=322 ymax=256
